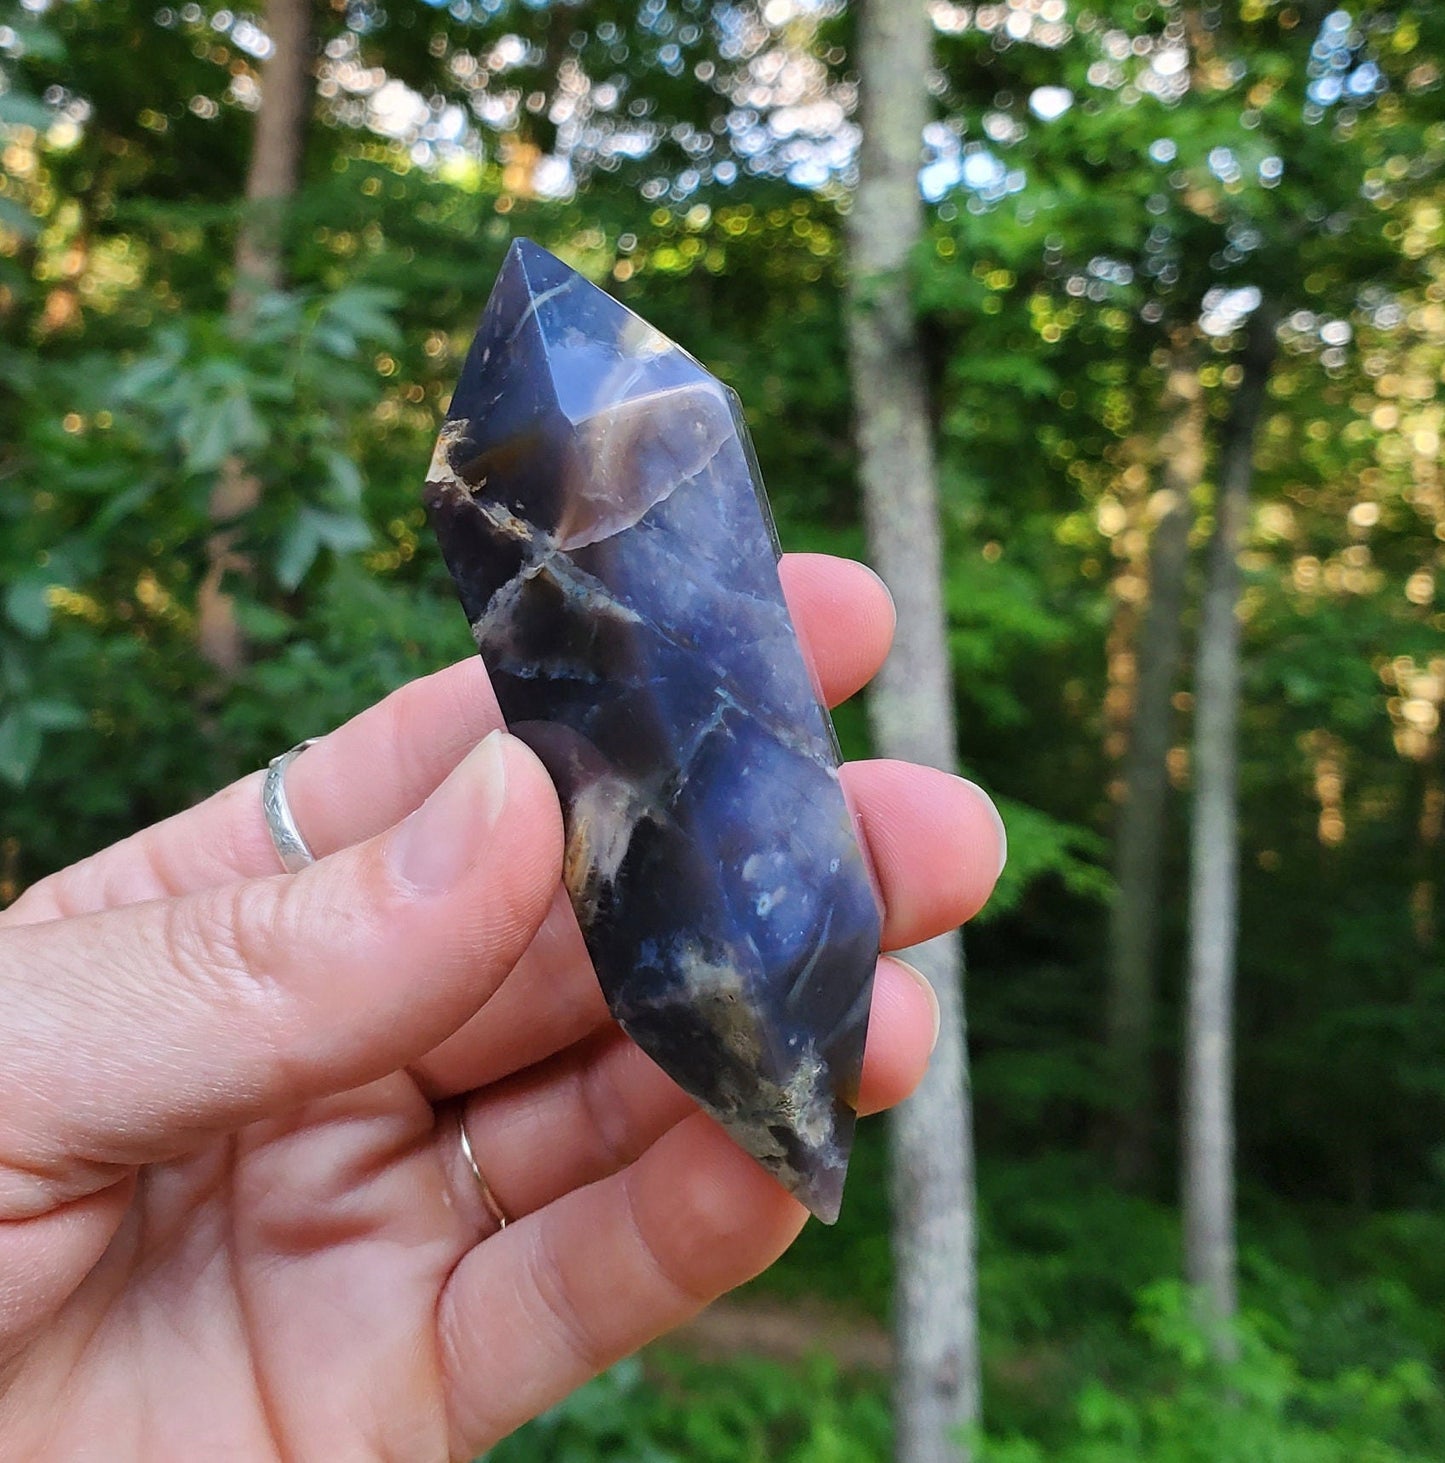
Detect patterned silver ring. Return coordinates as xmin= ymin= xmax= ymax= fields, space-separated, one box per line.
xmin=458 ymin=1112 xmax=509 ymax=1230
xmin=262 ymin=738 xmax=320 ymax=873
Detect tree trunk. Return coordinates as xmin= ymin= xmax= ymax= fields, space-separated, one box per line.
xmin=1107 ymin=342 xmax=1203 ymax=1185
xmin=844 ymin=1 xmax=980 ymax=1457
xmin=230 ymin=0 xmax=313 ymax=310
xmin=1411 ymin=735 xmax=1442 ymax=950
xmin=200 ymin=0 xmax=313 ymax=677
xmin=1182 ymin=304 xmax=1276 ymax=1352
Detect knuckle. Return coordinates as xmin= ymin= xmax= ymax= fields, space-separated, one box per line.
xmin=159 ymin=883 xmax=288 ymax=1043
xmin=377 ymin=686 xmax=432 ymax=806
xmin=572 ymin=1045 xmax=637 ymax=1174
xmin=621 ymin=1168 xmax=714 ymax=1314
xmin=523 ymin=1222 xmax=613 ymax=1377
xmin=0 ymin=880 xmax=59 ymax=925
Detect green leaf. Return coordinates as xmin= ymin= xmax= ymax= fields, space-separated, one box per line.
xmin=117 ymin=354 xmax=178 ymax=402
xmin=321 ymin=287 xmax=402 ymax=350
xmin=4 ymin=576 xmax=52 ymax=639
xmin=181 ymin=391 xmax=265 ymax=474
xmin=92 ymin=479 xmax=159 ymax=534
xmin=322 ymin=448 xmax=365 ymax=506
xmin=10 ymin=20 xmax=66 ymax=63
xmin=273 ymin=507 xmax=372 ymax=591
xmin=274 ymin=513 xmax=323 ymax=592
xmin=0 ymin=195 xmax=39 ymax=240
xmin=0 ymin=91 xmax=52 ymax=130
xmin=312 ymin=508 xmax=372 ymax=555
xmin=27 ymin=699 xmax=87 ymax=731
xmin=0 ymin=711 xmax=41 ymax=788
xmin=233 ymin=600 xmax=295 ymax=646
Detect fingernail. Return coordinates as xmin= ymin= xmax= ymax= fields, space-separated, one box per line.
xmin=959 ymin=777 xmax=1007 ymax=879
xmin=386 ymin=730 xmax=510 ymax=894
xmin=891 ymin=957 xmax=941 ymax=1054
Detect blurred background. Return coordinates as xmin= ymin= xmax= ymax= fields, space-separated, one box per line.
xmin=2 ymin=0 xmax=1444 ymax=1458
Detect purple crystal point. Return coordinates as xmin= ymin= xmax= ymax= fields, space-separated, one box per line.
xmin=424 ymin=239 xmax=881 ymax=1222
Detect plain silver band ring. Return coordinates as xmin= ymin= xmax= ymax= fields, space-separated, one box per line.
xmin=458 ymin=1113 xmax=509 ymax=1230
xmin=263 ymin=739 xmax=320 ymax=873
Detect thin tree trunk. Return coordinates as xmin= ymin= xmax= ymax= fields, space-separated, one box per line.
xmin=230 ymin=0 xmax=312 ymax=310
xmin=844 ymin=1 xmax=980 ymax=1457
xmin=200 ymin=0 xmax=312 ymax=677
xmin=1183 ymin=304 xmax=1276 ymax=1352
xmin=1411 ymin=737 xmax=1442 ymax=950
xmin=1107 ymin=342 xmax=1203 ymax=1185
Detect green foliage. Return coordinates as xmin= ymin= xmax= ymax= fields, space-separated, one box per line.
xmin=484 ymin=1354 xmax=891 ymax=1463
xmin=987 ymin=798 xmax=1111 ymax=915
xmin=477 ymin=1225 xmax=1445 ymax=1463
xmin=747 ymin=1154 xmax=1445 ymax=1458
xmin=980 ymin=1281 xmax=1444 ymax=1463
xmin=0 ymin=277 xmax=420 ymax=869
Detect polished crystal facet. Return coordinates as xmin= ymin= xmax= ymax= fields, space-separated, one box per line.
xmin=424 ymin=239 xmax=881 ymax=1222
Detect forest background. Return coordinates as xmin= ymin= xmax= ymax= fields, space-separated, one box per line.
xmin=3 ymin=0 xmax=1445 ymax=1458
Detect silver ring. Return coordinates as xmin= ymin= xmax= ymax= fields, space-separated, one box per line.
xmin=263 ymin=738 xmax=320 ymax=873
xmin=458 ymin=1113 xmax=509 ymax=1230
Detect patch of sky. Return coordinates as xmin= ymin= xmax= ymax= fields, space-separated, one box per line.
xmin=1200 ymin=285 xmax=1261 ymax=338
xmin=1306 ymin=9 xmax=1381 ymax=110
xmin=1028 ymin=86 xmax=1073 ymax=122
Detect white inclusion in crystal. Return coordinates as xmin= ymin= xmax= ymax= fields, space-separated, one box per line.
xmin=782 ymin=1045 xmax=837 ymax=1152
xmin=659 ymin=948 xmax=840 ymax=1168
xmin=563 ymin=774 xmax=651 ymax=905
xmin=754 ymin=888 xmax=788 ymax=917
xmin=509 ymin=276 xmax=579 ymax=345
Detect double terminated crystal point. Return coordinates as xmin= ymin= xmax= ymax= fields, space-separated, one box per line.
xmin=424 ymin=239 xmax=881 ymax=1222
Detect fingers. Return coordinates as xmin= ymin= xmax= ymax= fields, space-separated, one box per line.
xmin=0 ymin=734 xmax=562 ymax=1217
xmin=436 ymin=940 xmax=937 ymax=1457
xmin=8 ymin=554 xmax=895 ymax=924
xmin=847 ymin=759 xmax=1007 ymax=934
xmin=447 ymin=956 xmax=936 ymax=1227
xmin=413 ymin=761 xmax=1002 ymax=1098
xmin=859 ymin=954 xmax=942 ymax=1109
xmin=439 ymin=1112 xmax=807 ymax=1457
xmin=410 ymin=895 xmax=604 ymax=1097
xmin=779 ymin=552 xmax=895 ymax=706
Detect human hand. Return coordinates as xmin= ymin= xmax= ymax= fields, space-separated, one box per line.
xmin=0 ymin=554 xmax=1005 ymax=1460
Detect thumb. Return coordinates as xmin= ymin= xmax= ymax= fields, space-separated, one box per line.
xmin=0 ymin=731 xmax=562 ymax=1218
